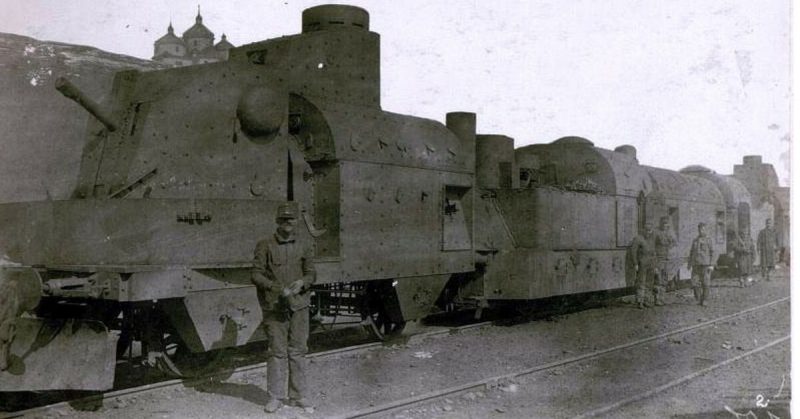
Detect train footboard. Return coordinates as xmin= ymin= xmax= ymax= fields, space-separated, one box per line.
xmin=0 ymin=318 xmax=118 ymax=391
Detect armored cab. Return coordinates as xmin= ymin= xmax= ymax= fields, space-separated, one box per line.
xmin=0 ymin=4 xmax=475 ymax=391
xmin=467 ymin=137 xmax=653 ymax=304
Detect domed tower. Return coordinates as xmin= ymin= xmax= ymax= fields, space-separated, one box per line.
xmin=183 ymin=7 xmax=214 ymax=54
xmin=153 ymin=23 xmax=187 ymax=65
xmin=214 ymin=33 xmax=234 ymax=60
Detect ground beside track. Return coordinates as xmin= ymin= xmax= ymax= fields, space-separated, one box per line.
xmin=388 ymin=289 xmax=789 ymax=419
xmin=22 ymin=268 xmax=790 ymax=419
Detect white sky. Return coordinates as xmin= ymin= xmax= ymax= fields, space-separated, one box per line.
xmin=0 ymin=0 xmax=792 ymax=185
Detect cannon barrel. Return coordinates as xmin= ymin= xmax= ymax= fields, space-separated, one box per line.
xmin=55 ymin=77 xmax=118 ymax=132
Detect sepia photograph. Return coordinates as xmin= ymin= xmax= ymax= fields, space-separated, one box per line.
xmin=0 ymin=1 xmax=792 ymax=418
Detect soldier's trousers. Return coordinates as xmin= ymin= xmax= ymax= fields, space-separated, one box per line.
xmin=635 ymin=266 xmax=655 ymax=304
xmin=691 ymin=265 xmax=713 ymax=302
xmin=0 ymin=319 xmax=15 ymax=371
xmin=263 ymin=307 xmax=309 ymax=403
xmin=760 ymin=260 xmax=774 ymax=280
xmin=652 ymin=262 xmax=670 ymax=303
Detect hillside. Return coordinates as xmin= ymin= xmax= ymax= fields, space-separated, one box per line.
xmin=0 ymin=33 xmax=164 ymax=202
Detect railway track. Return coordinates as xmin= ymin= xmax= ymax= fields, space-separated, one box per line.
xmin=573 ymin=335 xmax=790 ymax=418
xmin=0 ymin=320 xmax=492 ymax=418
xmin=0 ymin=288 xmax=606 ymax=417
xmin=332 ymin=296 xmax=790 ymax=419
xmin=3 ymin=295 xmax=788 ymax=418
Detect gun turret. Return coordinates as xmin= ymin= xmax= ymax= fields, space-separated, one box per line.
xmin=55 ymin=77 xmax=118 ymax=132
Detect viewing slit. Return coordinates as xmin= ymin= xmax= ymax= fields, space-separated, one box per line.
xmin=287 ymin=148 xmax=294 ymax=201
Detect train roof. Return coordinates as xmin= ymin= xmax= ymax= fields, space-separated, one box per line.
xmin=295 ymin=95 xmax=472 ymax=173
xmin=680 ymin=166 xmax=752 ymax=209
xmin=644 ymin=166 xmax=724 ymax=205
xmin=517 ymin=139 xmax=651 ymax=197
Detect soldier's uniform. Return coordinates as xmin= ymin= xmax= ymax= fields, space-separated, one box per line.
xmin=629 ymin=228 xmax=656 ymax=309
xmin=653 ymin=218 xmax=677 ymax=305
xmin=252 ymin=203 xmax=315 ymax=413
xmin=689 ymin=224 xmax=714 ymax=306
xmin=757 ymin=221 xmax=777 ymax=281
xmin=734 ymin=231 xmax=755 ymax=287
xmin=0 ymin=279 xmax=19 ymax=371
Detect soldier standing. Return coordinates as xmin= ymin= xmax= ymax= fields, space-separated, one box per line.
xmin=629 ymin=222 xmax=656 ymax=309
xmin=252 ymin=202 xmax=316 ymax=413
xmin=734 ymin=229 xmax=755 ymax=287
xmin=757 ymin=219 xmax=778 ymax=281
xmin=653 ymin=216 xmax=677 ymax=305
xmin=688 ymin=223 xmax=714 ymax=306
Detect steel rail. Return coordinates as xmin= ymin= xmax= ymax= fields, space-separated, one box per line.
xmin=333 ymin=296 xmax=789 ymax=419
xmin=0 ymin=321 xmax=492 ymax=418
xmin=574 ymin=335 xmax=790 ymax=418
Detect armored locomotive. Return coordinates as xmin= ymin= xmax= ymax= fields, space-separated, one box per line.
xmin=0 ymin=5 xmax=786 ymax=392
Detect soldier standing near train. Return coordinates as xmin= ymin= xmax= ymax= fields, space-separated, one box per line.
xmin=252 ymin=203 xmax=316 ymax=414
xmin=629 ymin=222 xmax=656 ymax=309
xmin=734 ymin=229 xmax=755 ymax=287
xmin=688 ymin=223 xmax=714 ymax=306
xmin=757 ymin=219 xmax=777 ymax=281
xmin=653 ymin=216 xmax=677 ymax=305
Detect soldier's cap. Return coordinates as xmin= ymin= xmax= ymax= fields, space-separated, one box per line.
xmin=276 ymin=202 xmax=299 ymax=220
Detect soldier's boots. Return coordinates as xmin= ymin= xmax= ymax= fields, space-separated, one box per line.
xmin=264 ymin=399 xmax=282 ymax=413
xmin=699 ymin=287 xmax=710 ymax=306
xmin=654 ymin=289 xmax=665 ymax=306
xmin=289 ymin=398 xmax=315 ymax=413
xmin=692 ymin=287 xmax=701 ymax=303
xmin=637 ymin=302 xmax=646 ymax=310
xmin=0 ymin=342 xmax=8 ymax=371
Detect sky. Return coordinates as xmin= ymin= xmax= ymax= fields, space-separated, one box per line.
xmin=0 ymin=0 xmax=792 ymax=185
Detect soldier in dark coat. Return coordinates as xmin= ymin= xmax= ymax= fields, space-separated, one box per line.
xmin=252 ymin=202 xmax=316 ymax=413
xmin=757 ymin=219 xmax=778 ymax=281
xmin=688 ymin=223 xmax=714 ymax=306
xmin=653 ymin=216 xmax=677 ymax=305
xmin=629 ymin=222 xmax=656 ymax=309
xmin=733 ymin=229 xmax=755 ymax=287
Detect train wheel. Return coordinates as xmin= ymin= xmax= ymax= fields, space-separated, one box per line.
xmin=152 ymin=333 xmax=230 ymax=379
xmin=362 ymin=308 xmax=406 ymax=341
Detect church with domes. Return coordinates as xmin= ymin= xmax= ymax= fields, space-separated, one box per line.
xmin=153 ymin=7 xmax=234 ymax=67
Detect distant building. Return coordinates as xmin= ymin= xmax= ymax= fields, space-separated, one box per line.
xmin=153 ymin=8 xmax=234 ymax=67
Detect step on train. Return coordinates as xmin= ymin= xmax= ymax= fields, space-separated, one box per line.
xmin=0 ymin=5 xmax=789 ymax=392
